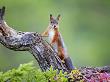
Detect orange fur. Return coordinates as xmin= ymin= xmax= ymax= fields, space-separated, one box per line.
xmin=42 ymin=27 xmax=65 ymax=60
xmin=51 ymin=28 xmax=65 ymax=60
xmin=42 ymin=27 xmax=49 ymax=36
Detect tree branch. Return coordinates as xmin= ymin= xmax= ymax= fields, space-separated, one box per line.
xmin=0 ymin=7 xmax=68 ymax=72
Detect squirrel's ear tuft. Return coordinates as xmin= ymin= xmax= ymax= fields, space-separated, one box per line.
xmin=50 ymin=14 xmax=53 ymax=20
xmin=50 ymin=14 xmax=52 ymax=17
xmin=57 ymin=14 xmax=61 ymax=20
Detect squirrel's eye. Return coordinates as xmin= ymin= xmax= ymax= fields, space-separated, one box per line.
xmin=51 ymin=21 xmax=53 ymax=23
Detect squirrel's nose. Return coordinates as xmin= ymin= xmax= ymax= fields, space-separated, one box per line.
xmin=54 ymin=25 xmax=56 ymax=28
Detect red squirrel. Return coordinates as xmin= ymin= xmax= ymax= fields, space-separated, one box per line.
xmin=42 ymin=14 xmax=75 ymax=70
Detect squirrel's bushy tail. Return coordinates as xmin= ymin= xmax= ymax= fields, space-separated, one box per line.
xmin=58 ymin=33 xmax=75 ymax=71
xmin=64 ymin=57 xmax=75 ymax=71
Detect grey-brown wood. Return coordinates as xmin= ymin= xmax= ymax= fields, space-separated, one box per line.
xmin=0 ymin=6 xmax=68 ymax=72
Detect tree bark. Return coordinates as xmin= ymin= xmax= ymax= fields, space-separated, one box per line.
xmin=0 ymin=7 xmax=68 ymax=72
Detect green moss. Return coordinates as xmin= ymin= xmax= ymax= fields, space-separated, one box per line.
xmin=0 ymin=62 xmax=83 ymax=82
xmin=0 ymin=62 xmax=66 ymax=82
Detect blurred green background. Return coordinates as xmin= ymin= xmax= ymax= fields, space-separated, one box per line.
xmin=0 ymin=0 xmax=110 ymax=71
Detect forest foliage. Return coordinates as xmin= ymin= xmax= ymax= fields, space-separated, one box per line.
xmin=0 ymin=62 xmax=65 ymax=82
xmin=0 ymin=62 xmax=83 ymax=82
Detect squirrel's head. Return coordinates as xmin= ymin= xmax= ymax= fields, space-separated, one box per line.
xmin=49 ymin=14 xmax=60 ymax=29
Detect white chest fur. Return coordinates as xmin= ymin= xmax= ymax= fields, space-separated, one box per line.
xmin=48 ymin=29 xmax=55 ymax=41
xmin=48 ymin=29 xmax=58 ymax=52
